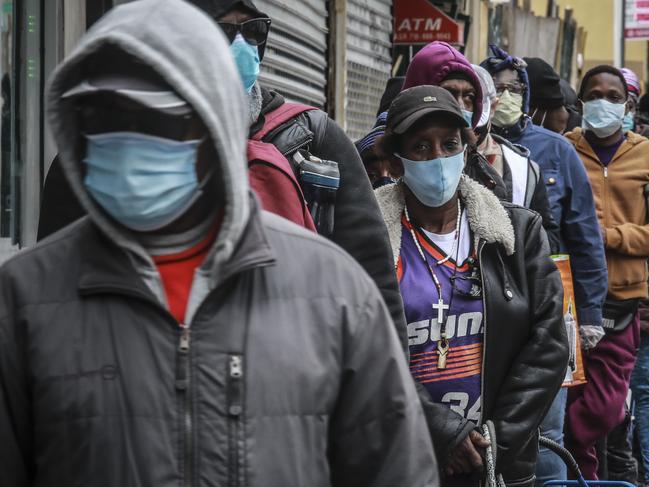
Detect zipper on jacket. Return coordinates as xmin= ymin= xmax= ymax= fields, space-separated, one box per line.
xmin=602 ymin=164 xmax=610 ymax=229
xmin=176 ymin=326 xmax=193 ymax=487
xmin=228 ymin=354 xmax=244 ymax=487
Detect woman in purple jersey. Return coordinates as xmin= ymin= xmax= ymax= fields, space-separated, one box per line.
xmin=374 ymin=85 xmax=568 ymax=487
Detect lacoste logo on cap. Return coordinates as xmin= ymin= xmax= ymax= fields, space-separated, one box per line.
xmin=423 ymin=96 xmax=437 ymax=102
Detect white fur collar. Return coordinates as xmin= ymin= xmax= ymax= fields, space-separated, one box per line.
xmin=374 ymin=175 xmax=515 ymax=266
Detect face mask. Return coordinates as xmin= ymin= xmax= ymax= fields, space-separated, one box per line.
xmin=462 ymin=110 xmax=473 ymax=126
xmin=622 ymin=111 xmax=635 ymax=133
xmin=476 ymin=97 xmax=492 ymax=129
xmin=582 ymin=99 xmax=626 ymax=138
xmin=372 ymin=176 xmax=397 ymax=189
xmin=230 ymin=33 xmax=260 ymax=93
xmin=492 ymin=90 xmax=524 ymax=128
xmin=83 ymin=132 xmax=203 ymax=232
xmin=531 ymin=108 xmax=548 ymax=128
xmin=397 ymin=149 xmax=465 ymax=208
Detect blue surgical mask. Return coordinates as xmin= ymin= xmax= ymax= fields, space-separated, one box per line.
xmin=230 ymin=33 xmax=260 ymax=93
xmin=622 ymin=111 xmax=635 ymax=133
xmin=83 ymin=132 xmax=203 ymax=232
xmin=582 ymin=99 xmax=626 ymax=138
xmin=397 ymin=149 xmax=465 ymax=208
xmin=462 ymin=110 xmax=474 ymax=126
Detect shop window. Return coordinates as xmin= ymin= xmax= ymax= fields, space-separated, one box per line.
xmin=0 ymin=0 xmax=15 ymax=243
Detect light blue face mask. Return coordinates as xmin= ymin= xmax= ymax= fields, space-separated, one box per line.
xmin=397 ymin=149 xmax=465 ymax=208
xmin=230 ymin=33 xmax=260 ymax=93
xmin=622 ymin=111 xmax=635 ymax=133
xmin=83 ymin=132 xmax=204 ymax=232
xmin=462 ymin=110 xmax=473 ymax=126
xmin=582 ymin=98 xmax=626 ymax=138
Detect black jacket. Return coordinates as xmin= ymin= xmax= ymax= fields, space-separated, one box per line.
xmin=469 ymin=138 xmax=561 ymax=254
xmin=375 ymin=178 xmax=569 ymax=487
xmin=0 ymin=207 xmax=437 ymax=487
xmin=492 ymin=135 xmax=561 ymax=254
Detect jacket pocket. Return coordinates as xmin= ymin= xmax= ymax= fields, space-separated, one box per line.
xmin=228 ymin=354 xmax=245 ymax=487
xmin=608 ymin=253 xmax=648 ymax=290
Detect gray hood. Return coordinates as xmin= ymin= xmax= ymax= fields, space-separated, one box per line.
xmin=46 ymin=0 xmax=250 ymax=271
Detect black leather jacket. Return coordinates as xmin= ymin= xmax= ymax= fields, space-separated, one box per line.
xmin=375 ymin=179 xmax=569 ymax=487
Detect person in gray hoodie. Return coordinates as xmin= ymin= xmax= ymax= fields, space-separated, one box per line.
xmin=0 ymin=1 xmax=437 ymax=486
xmin=36 ymin=0 xmax=409 ymax=360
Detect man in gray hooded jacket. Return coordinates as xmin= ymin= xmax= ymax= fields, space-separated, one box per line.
xmin=0 ymin=1 xmax=437 ymax=486
xmin=37 ymin=0 xmax=409 ymax=357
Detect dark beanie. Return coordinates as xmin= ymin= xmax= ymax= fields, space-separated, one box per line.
xmin=377 ymin=77 xmax=404 ymax=117
xmin=186 ymin=0 xmax=265 ymax=20
xmin=524 ymin=57 xmax=564 ymax=109
xmin=560 ymin=79 xmax=578 ymax=108
xmin=639 ymin=93 xmax=649 ymax=114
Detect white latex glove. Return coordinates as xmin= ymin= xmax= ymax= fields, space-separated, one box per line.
xmin=580 ymin=325 xmax=605 ymax=351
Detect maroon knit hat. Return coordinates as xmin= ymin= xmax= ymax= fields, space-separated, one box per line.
xmin=403 ymin=41 xmax=483 ymax=128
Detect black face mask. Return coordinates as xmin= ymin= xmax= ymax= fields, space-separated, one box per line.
xmin=372 ymin=176 xmax=397 ymax=189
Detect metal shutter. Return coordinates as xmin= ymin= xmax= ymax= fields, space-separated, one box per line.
xmin=255 ymin=0 xmax=328 ymax=108
xmin=345 ymin=0 xmax=392 ymax=140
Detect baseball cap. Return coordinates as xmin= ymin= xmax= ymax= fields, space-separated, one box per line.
xmin=62 ymin=54 xmax=191 ymax=117
xmin=386 ymin=85 xmax=469 ymax=134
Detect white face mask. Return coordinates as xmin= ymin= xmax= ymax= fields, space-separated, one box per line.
xmin=531 ymin=108 xmax=548 ymax=128
xmin=581 ymin=99 xmax=626 ymax=138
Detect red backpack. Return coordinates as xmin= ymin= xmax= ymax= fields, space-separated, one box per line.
xmin=247 ymin=103 xmax=317 ymax=232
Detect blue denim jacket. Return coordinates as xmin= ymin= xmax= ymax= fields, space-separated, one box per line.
xmin=510 ymin=120 xmax=608 ymax=327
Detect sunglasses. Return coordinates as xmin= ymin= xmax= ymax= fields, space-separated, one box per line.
xmin=218 ymin=18 xmax=271 ymax=46
xmin=78 ymin=103 xmax=196 ymax=141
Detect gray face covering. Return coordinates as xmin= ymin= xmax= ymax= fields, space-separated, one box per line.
xmin=248 ymin=82 xmax=263 ymax=126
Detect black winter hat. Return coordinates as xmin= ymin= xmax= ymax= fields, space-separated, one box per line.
xmin=560 ymin=79 xmax=578 ymax=108
xmin=377 ymin=77 xmax=405 ymax=117
xmin=639 ymin=93 xmax=649 ymax=115
xmin=186 ymin=0 xmax=269 ymax=59
xmin=524 ymin=57 xmax=564 ymax=109
xmin=186 ymin=0 xmax=265 ymax=20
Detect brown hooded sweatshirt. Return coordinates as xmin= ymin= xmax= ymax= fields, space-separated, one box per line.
xmin=565 ymin=128 xmax=649 ymax=300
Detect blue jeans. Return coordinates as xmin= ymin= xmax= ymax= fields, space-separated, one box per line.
xmin=631 ymin=332 xmax=649 ymax=483
xmin=535 ymin=387 xmax=568 ymax=486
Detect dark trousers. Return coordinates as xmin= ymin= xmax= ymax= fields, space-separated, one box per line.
xmin=598 ymin=407 xmax=638 ymax=483
xmin=565 ymin=315 xmax=641 ymax=479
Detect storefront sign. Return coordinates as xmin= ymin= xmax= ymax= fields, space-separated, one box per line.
xmin=394 ymin=0 xmax=464 ymax=46
xmin=626 ymin=0 xmax=649 ymax=40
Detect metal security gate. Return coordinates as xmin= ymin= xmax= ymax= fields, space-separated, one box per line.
xmin=345 ymin=0 xmax=392 ymax=140
xmin=256 ymin=0 xmax=328 ymax=108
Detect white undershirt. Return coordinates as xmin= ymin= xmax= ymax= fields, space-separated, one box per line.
xmin=421 ymin=211 xmax=471 ymax=264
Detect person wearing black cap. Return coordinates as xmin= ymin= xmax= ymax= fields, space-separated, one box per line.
xmin=0 ymin=1 xmax=439 ymax=485
xmin=37 ymin=0 xmax=409 ymax=364
xmin=373 ymin=85 xmax=568 ymax=487
xmin=525 ymin=57 xmax=569 ymax=134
